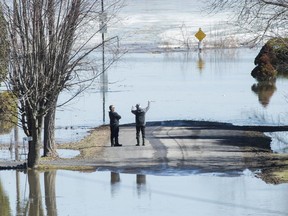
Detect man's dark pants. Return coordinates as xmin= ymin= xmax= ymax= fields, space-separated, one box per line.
xmin=136 ymin=125 xmax=145 ymax=145
xmin=110 ymin=125 xmax=119 ymax=146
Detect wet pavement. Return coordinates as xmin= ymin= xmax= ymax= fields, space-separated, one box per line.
xmin=94 ymin=122 xmax=274 ymax=174
xmin=31 ymin=121 xmax=281 ymax=178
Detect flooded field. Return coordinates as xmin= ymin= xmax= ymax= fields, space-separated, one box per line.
xmin=0 ymin=1 xmax=287 ymax=145
xmin=1 ymin=48 xmax=288 ymax=151
xmin=1 ymin=1 xmax=288 ymax=215
xmin=0 ymin=170 xmax=287 ymax=216
xmin=54 ymin=48 xmax=288 ymax=145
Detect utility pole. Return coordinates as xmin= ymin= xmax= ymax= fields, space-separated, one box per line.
xmin=100 ymin=0 xmax=107 ymax=123
xmin=102 ymin=0 xmax=105 ymax=123
xmin=101 ymin=0 xmax=105 ymax=75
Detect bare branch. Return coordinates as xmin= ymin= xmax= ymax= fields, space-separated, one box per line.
xmin=205 ymin=0 xmax=288 ymax=45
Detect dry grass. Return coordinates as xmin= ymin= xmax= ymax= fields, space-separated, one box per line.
xmin=58 ymin=125 xmax=110 ymax=159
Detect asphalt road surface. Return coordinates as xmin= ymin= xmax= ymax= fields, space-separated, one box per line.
xmin=2 ymin=121 xmax=283 ymax=177
xmin=92 ymin=121 xmax=273 ymax=175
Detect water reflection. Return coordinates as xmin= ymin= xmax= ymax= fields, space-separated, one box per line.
xmin=0 ymin=178 xmax=11 ymax=215
xmin=110 ymin=172 xmax=147 ymax=198
xmin=136 ymin=174 xmax=147 ymax=198
xmin=251 ymin=81 xmax=277 ymax=107
xmin=0 ymin=170 xmax=288 ymax=215
xmin=27 ymin=170 xmax=45 ymax=216
xmin=110 ymin=172 xmax=121 ymax=196
xmin=136 ymin=174 xmax=146 ymax=184
xmin=197 ymin=52 xmax=205 ymax=71
xmin=4 ymin=170 xmax=58 ymax=216
xmin=44 ymin=171 xmax=57 ymax=216
xmin=16 ymin=171 xmax=25 ymax=216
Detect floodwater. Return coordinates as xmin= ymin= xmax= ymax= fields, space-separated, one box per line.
xmin=1 ymin=48 xmax=288 ymax=215
xmin=1 ymin=170 xmax=288 ymax=216
xmin=1 ymin=48 xmax=288 ymax=216
xmin=1 ymin=49 xmax=288 ymax=149
xmin=53 ymin=48 xmax=288 ymax=149
xmin=0 ymin=0 xmax=287 ymax=145
xmin=3 ymin=48 xmax=288 ymax=146
xmin=0 ymin=149 xmax=79 ymax=161
xmin=1 ymin=1 xmax=288 ymax=215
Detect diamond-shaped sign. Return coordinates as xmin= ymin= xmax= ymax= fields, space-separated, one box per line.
xmin=195 ymin=28 xmax=206 ymax=41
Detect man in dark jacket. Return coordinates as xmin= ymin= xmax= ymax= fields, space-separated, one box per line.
xmin=131 ymin=101 xmax=150 ymax=146
xmin=109 ymin=105 xmax=122 ymax=147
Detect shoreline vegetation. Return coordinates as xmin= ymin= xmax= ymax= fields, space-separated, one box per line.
xmin=116 ymin=43 xmax=261 ymax=55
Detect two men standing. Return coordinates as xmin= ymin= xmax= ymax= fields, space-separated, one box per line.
xmin=108 ymin=101 xmax=150 ymax=147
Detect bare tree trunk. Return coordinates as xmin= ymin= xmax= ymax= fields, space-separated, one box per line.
xmin=27 ymin=114 xmax=43 ymax=168
xmin=44 ymin=171 xmax=57 ymax=216
xmin=44 ymin=101 xmax=58 ymax=157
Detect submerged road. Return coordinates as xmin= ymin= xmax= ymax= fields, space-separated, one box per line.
xmin=1 ymin=121 xmax=282 ymax=177
xmin=91 ymin=121 xmax=274 ymax=174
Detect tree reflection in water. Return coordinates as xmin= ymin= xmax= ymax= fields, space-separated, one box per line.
xmin=251 ymin=80 xmax=277 ymax=107
xmin=0 ymin=170 xmax=149 ymax=215
xmin=16 ymin=171 xmax=26 ymax=215
xmin=22 ymin=170 xmax=57 ymax=216
xmin=27 ymin=170 xmax=45 ymax=216
xmin=44 ymin=171 xmax=57 ymax=216
xmin=0 ymin=178 xmax=11 ymax=216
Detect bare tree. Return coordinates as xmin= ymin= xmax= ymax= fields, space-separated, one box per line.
xmin=205 ymin=0 xmax=288 ymax=44
xmin=2 ymin=0 xmax=123 ymax=168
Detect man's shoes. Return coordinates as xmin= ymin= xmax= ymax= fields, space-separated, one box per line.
xmin=142 ymin=144 xmax=145 ymax=146
xmin=114 ymin=144 xmax=122 ymax=147
xmin=136 ymin=144 xmax=140 ymax=146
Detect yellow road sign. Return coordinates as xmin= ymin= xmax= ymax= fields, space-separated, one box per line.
xmin=195 ymin=28 xmax=206 ymax=41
